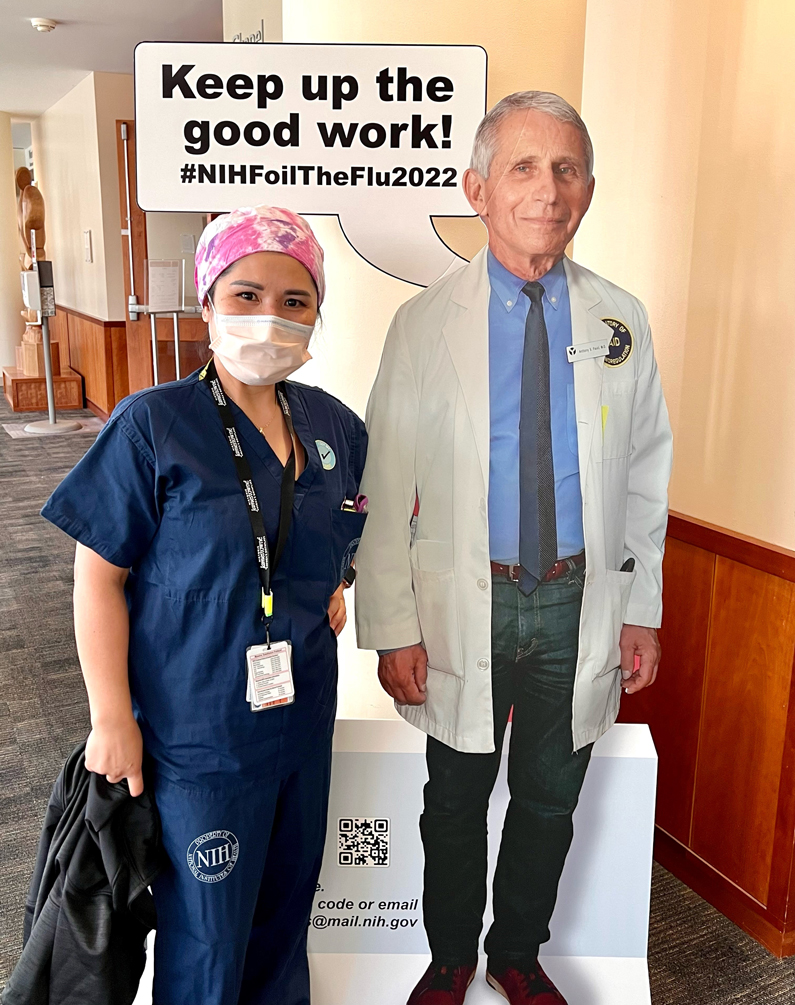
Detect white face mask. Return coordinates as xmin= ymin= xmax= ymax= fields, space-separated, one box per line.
xmin=209 ymin=305 xmax=314 ymax=385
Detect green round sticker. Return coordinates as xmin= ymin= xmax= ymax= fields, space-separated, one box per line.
xmin=316 ymin=439 xmax=336 ymax=470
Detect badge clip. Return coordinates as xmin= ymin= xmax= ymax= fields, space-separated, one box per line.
xmin=261 ymin=590 xmax=274 ymax=644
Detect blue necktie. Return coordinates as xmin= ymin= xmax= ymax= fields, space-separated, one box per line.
xmin=518 ymin=282 xmax=557 ymax=595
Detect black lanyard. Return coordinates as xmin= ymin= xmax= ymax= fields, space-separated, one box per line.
xmin=201 ymin=358 xmax=296 ymax=628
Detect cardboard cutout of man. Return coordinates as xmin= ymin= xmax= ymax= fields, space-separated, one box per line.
xmin=355 ymin=92 xmax=672 ymax=1005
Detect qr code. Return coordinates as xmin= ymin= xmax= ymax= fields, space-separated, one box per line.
xmin=338 ymin=817 xmax=390 ymax=867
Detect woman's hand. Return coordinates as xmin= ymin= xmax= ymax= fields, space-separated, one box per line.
xmin=328 ymin=583 xmax=347 ymax=636
xmin=85 ymin=713 xmax=144 ymax=797
xmin=73 ymin=543 xmax=142 ymax=795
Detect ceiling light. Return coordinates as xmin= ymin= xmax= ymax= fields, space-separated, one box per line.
xmin=30 ymin=18 xmax=57 ymax=32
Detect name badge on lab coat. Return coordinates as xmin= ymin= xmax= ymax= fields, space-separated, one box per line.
xmin=566 ymin=340 xmax=609 ymax=362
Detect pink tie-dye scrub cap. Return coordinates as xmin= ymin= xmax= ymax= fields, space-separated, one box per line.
xmin=195 ymin=205 xmax=325 ymax=306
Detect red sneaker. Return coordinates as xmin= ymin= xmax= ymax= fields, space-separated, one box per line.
xmin=406 ymin=962 xmax=477 ymax=1005
xmin=485 ymin=962 xmax=567 ymax=1004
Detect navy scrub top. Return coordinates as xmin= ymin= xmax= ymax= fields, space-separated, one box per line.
xmin=42 ymin=369 xmax=368 ymax=785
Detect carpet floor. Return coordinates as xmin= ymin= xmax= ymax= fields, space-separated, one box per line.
xmin=1 ymin=393 xmax=795 ymax=1002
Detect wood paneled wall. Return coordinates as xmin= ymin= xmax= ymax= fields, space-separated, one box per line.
xmin=53 ymin=305 xmax=129 ymax=418
xmin=619 ymin=513 xmax=795 ymax=956
xmin=147 ymin=316 xmax=212 ymax=388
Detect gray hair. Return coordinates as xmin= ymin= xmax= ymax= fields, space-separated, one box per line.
xmin=470 ymin=91 xmax=594 ymax=180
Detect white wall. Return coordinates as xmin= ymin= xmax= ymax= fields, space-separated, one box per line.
xmin=31 ymin=71 xmax=133 ymax=321
xmin=0 ymin=111 xmax=23 ymax=366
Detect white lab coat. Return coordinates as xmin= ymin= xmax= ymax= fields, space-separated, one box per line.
xmin=355 ymin=249 xmax=672 ymax=752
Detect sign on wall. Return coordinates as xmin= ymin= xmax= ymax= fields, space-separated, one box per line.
xmin=134 ymin=42 xmax=488 ymax=286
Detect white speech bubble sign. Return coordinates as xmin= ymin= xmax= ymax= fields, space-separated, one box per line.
xmin=134 ymin=42 xmax=487 ymax=287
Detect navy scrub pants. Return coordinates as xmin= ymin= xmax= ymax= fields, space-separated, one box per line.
xmin=150 ymin=740 xmax=332 ymax=1005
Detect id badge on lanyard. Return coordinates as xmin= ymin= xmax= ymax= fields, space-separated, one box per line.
xmin=201 ymin=358 xmax=296 ymax=712
xmin=246 ymin=640 xmax=294 ymax=710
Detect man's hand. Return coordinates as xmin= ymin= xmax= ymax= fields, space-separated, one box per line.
xmin=378 ymin=644 xmax=428 ymax=705
xmin=619 ymin=625 xmax=661 ymax=694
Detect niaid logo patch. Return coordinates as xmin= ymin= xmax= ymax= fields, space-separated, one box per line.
xmin=602 ymin=318 xmax=633 ymax=368
xmin=187 ymin=830 xmax=239 ymax=883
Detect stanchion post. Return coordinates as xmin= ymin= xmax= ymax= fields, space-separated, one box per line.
xmin=23 ymin=260 xmax=81 ymax=435
xmin=172 ymin=312 xmax=181 ymax=380
xmin=40 ymin=313 xmax=56 ymax=425
xmin=150 ymin=312 xmax=159 ymax=386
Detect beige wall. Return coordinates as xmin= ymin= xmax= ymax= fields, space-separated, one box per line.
xmin=577 ymin=0 xmax=710 ymax=438
xmin=223 ymin=0 xmax=282 ymax=41
xmin=283 ymin=0 xmax=587 ymax=104
xmin=0 ymin=112 xmax=23 ymax=366
xmin=32 ymin=72 xmax=132 ymax=322
xmin=278 ymin=0 xmax=591 ymax=415
xmin=578 ymin=0 xmax=795 ymax=548
xmin=283 ymin=0 xmax=588 ymax=261
xmin=673 ymin=0 xmax=795 ymax=547
xmin=223 ymin=0 xmax=795 ymax=552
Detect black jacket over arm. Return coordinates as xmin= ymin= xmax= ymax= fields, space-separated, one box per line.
xmin=2 ymin=741 xmax=166 ymax=1005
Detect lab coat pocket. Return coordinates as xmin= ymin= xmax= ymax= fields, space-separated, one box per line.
xmin=410 ymin=541 xmax=463 ymax=677
xmin=601 ymin=381 xmax=635 ymax=459
xmin=411 ymin=568 xmax=464 ymax=677
xmin=593 ymin=568 xmax=636 ymax=678
xmin=329 ymin=510 xmax=367 ymax=588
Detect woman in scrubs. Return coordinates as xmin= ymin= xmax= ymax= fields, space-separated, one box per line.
xmin=41 ymin=206 xmax=368 ymax=1005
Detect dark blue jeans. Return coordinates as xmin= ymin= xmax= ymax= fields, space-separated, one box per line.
xmin=420 ymin=563 xmax=592 ymax=969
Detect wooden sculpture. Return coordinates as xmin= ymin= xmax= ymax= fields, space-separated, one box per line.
xmin=2 ymin=169 xmax=83 ymax=411
xmin=16 ymin=166 xmax=46 ymax=269
xmin=15 ymin=167 xmax=61 ymax=378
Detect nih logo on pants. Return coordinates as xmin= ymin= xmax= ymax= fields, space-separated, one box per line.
xmin=187 ymin=829 xmax=240 ymax=883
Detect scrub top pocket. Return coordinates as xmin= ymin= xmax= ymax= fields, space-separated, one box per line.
xmin=329 ymin=509 xmax=367 ymax=590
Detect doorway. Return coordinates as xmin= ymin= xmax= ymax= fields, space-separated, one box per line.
xmin=116 ymin=120 xmax=212 ymax=392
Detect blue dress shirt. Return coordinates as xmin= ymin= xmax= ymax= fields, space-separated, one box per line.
xmin=487 ymin=251 xmax=584 ymax=564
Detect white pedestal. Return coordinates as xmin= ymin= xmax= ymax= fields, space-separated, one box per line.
xmin=134 ymin=713 xmax=656 ymax=1005
xmin=309 ymin=954 xmax=651 ymax=1005
xmin=306 ymin=718 xmax=656 ymax=1003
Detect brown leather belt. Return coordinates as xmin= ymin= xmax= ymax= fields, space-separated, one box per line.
xmin=490 ymin=551 xmax=585 ymax=584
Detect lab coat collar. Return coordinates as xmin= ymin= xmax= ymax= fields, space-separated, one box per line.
xmin=444 ymin=249 xmax=491 ymax=485
xmin=563 ymin=257 xmax=608 ymax=492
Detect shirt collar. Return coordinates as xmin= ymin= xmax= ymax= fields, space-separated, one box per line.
xmin=487 ymin=250 xmax=568 ymax=313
